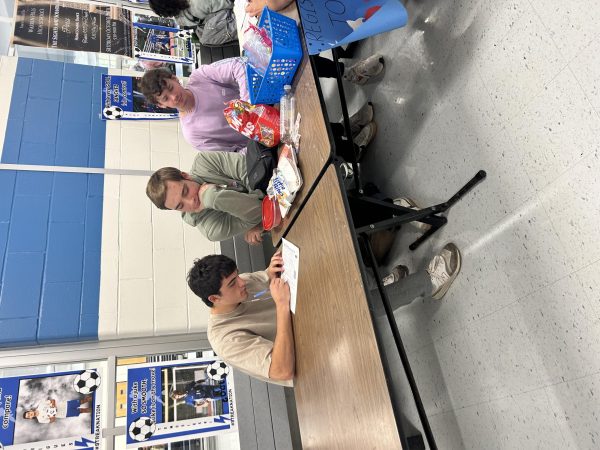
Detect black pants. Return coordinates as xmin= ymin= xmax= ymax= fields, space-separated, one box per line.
xmin=313 ymin=55 xmax=345 ymax=79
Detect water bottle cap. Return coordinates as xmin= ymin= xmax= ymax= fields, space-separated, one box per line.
xmin=284 ymin=85 xmax=292 ymax=92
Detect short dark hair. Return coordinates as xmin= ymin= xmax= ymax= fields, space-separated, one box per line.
xmin=146 ymin=167 xmax=185 ymax=210
xmin=149 ymin=0 xmax=190 ymax=18
xmin=187 ymin=255 xmax=238 ymax=307
xmin=140 ymin=68 xmax=174 ymax=105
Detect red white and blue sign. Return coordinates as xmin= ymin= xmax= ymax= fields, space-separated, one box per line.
xmin=124 ymin=357 xmax=237 ymax=447
xmin=298 ymin=0 xmax=408 ymax=54
xmin=0 ymin=368 xmax=103 ymax=450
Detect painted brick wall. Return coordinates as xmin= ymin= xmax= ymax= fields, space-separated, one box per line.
xmin=98 ymin=69 xmax=218 ymax=340
xmin=0 ymin=170 xmax=103 ymax=345
xmin=0 ymin=57 xmax=105 ymax=346
xmin=1 ymin=58 xmax=106 ymax=167
xmin=0 ymin=57 xmax=219 ymax=346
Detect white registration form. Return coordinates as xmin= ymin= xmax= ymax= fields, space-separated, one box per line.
xmin=281 ymin=238 xmax=300 ymax=313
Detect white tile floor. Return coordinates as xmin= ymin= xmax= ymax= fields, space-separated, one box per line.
xmin=339 ymin=0 xmax=600 ymax=448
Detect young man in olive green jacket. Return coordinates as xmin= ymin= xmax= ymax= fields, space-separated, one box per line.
xmin=147 ymin=151 xmax=265 ymax=244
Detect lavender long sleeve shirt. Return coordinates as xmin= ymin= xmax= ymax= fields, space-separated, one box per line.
xmin=181 ymin=57 xmax=251 ymax=153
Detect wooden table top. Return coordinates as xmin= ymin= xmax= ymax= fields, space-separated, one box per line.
xmin=269 ymin=51 xmax=333 ymax=246
xmin=285 ymin=165 xmax=403 ymax=450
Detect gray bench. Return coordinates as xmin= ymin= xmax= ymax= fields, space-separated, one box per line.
xmin=220 ymin=236 xmax=301 ymax=450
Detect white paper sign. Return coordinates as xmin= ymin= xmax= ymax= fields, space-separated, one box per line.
xmin=281 ymin=238 xmax=300 ymax=313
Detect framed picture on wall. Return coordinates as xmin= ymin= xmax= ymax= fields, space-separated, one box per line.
xmin=132 ymin=22 xmax=195 ymax=64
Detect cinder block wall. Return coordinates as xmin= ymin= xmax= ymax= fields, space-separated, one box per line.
xmin=0 ymin=56 xmax=218 ymax=346
xmin=0 ymin=57 xmax=105 ymax=345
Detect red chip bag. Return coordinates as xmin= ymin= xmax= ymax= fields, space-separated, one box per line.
xmin=224 ymin=100 xmax=280 ymax=147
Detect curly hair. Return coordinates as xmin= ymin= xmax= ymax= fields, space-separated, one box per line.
xmin=140 ymin=68 xmax=174 ymax=105
xmin=187 ymin=255 xmax=238 ymax=307
xmin=146 ymin=167 xmax=186 ymax=210
xmin=149 ymin=0 xmax=190 ymax=18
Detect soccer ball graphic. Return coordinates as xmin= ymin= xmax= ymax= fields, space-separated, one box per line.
xmin=134 ymin=46 xmax=142 ymax=57
xmin=103 ymin=106 xmax=124 ymax=120
xmin=176 ymin=29 xmax=193 ymax=39
xmin=207 ymin=361 xmax=230 ymax=381
xmin=73 ymin=369 xmax=101 ymax=395
xmin=129 ymin=416 xmax=156 ymax=442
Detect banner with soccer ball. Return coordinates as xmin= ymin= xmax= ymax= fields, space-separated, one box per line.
xmin=101 ymin=74 xmax=179 ymax=121
xmin=132 ymin=22 xmax=195 ymax=64
xmin=124 ymin=357 xmax=237 ymax=447
xmin=0 ymin=367 xmax=104 ymax=449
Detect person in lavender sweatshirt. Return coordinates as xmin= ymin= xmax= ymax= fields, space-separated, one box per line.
xmin=140 ymin=58 xmax=250 ymax=153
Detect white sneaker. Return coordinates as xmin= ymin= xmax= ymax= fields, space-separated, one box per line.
xmin=427 ymin=243 xmax=462 ymax=300
xmin=393 ymin=197 xmax=431 ymax=232
xmin=354 ymin=121 xmax=377 ymax=161
xmin=344 ymin=55 xmax=385 ymax=85
xmin=382 ymin=265 xmax=409 ymax=286
xmin=349 ymin=102 xmax=374 ymax=135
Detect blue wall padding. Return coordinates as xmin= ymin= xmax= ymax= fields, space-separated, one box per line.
xmin=8 ymin=196 xmax=51 ymax=252
xmin=2 ymin=58 xmax=106 ymax=167
xmin=0 ymin=318 xmax=38 ymax=346
xmin=0 ymin=59 xmax=106 ymax=346
xmin=38 ymin=282 xmax=82 ymax=341
xmin=23 ymin=98 xmax=60 ymax=145
xmin=0 ymin=252 xmax=45 ymax=319
xmin=0 ymin=171 xmax=15 ymax=222
xmin=0 ymin=171 xmax=103 ymax=345
xmin=45 ymin=222 xmax=85 ymax=282
xmin=50 ymin=173 xmax=88 ymax=222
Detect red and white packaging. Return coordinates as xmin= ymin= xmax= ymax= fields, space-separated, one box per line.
xmin=223 ymin=99 xmax=280 ymax=147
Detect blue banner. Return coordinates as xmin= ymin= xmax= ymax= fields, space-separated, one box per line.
xmin=0 ymin=369 xmax=103 ymax=449
xmin=0 ymin=377 xmax=20 ymax=444
xmin=124 ymin=358 xmax=236 ymax=448
xmin=298 ymin=0 xmax=408 ymax=54
xmin=126 ymin=366 xmax=163 ymax=429
xmin=101 ymin=74 xmax=179 ymax=120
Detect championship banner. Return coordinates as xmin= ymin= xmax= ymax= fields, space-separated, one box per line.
xmin=101 ymin=74 xmax=178 ymax=120
xmin=124 ymin=357 xmax=236 ymax=447
xmin=298 ymin=0 xmax=408 ymax=54
xmin=133 ymin=23 xmax=194 ymax=64
xmin=0 ymin=367 xmax=104 ymax=450
xmin=12 ymin=0 xmax=132 ymax=56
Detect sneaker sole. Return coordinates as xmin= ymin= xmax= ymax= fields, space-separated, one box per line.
xmin=431 ymin=244 xmax=462 ymax=300
xmin=351 ymin=102 xmax=375 ymax=135
xmin=357 ymin=122 xmax=377 ymax=161
xmin=393 ymin=197 xmax=431 ymax=232
xmin=352 ymin=58 xmax=385 ymax=85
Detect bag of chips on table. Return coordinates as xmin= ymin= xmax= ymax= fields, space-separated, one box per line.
xmin=224 ymin=99 xmax=280 ymax=147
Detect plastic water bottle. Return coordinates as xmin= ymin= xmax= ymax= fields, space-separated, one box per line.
xmin=279 ymin=85 xmax=296 ymax=144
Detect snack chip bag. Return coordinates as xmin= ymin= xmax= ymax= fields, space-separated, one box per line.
xmin=224 ymin=99 xmax=281 ymax=147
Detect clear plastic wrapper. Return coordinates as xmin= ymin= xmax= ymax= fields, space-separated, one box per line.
xmin=243 ymin=24 xmax=272 ymax=77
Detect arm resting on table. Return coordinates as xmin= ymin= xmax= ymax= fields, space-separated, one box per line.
xmin=268 ymin=278 xmax=295 ymax=381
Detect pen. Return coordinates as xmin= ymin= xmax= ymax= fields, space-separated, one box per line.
xmin=254 ymin=289 xmax=269 ymax=298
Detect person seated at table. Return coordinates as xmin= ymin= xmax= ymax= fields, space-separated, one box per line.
xmin=140 ymin=57 xmax=379 ymax=160
xmin=188 ymin=251 xmax=294 ymax=386
xmin=186 ymin=243 xmax=462 ymax=385
xmin=140 ymin=59 xmax=250 ymax=153
xmin=146 ymin=151 xmax=265 ymax=245
xmin=149 ymin=0 xmax=233 ymax=29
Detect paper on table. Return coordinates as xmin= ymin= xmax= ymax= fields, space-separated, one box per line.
xmin=281 ymin=238 xmax=300 ymax=313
